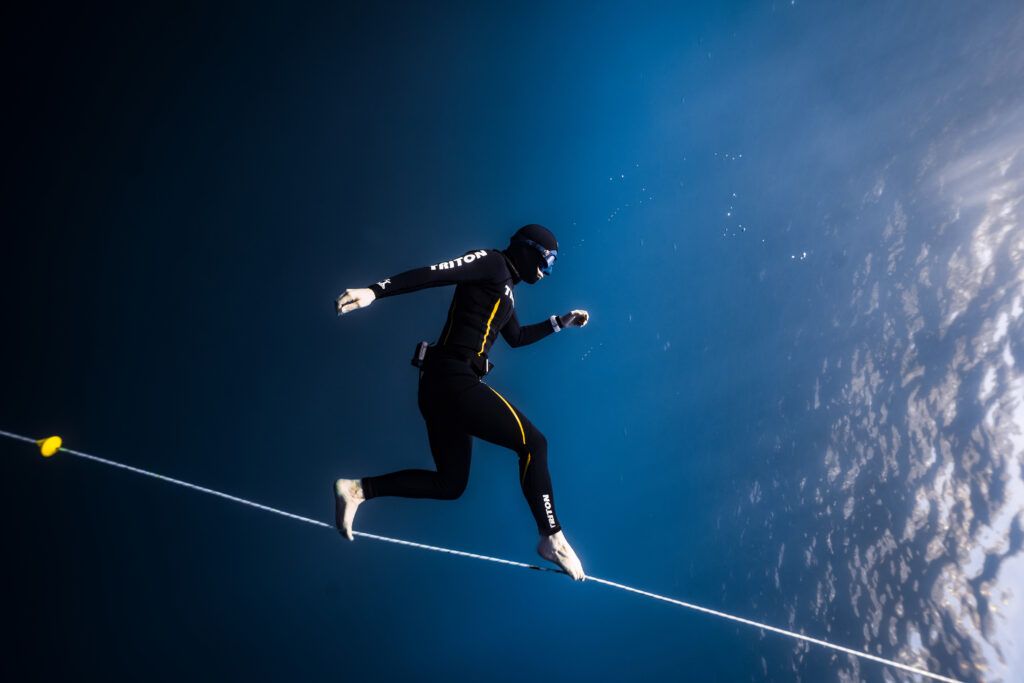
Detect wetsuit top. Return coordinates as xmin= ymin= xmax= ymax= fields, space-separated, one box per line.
xmin=366 ymin=248 xmax=557 ymax=359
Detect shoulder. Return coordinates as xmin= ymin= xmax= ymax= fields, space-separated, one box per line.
xmin=462 ymin=248 xmax=511 ymax=281
xmin=425 ymin=248 xmax=498 ymax=272
xmin=460 ymin=248 xmax=495 ymax=265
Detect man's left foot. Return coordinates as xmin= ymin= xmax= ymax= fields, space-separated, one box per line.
xmin=538 ymin=531 xmax=586 ymax=581
xmin=334 ymin=478 xmax=365 ymax=541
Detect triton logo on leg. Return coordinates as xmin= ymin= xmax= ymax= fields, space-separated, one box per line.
xmin=430 ymin=250 xmax=488 ymax=271
xmin=542 ymin=494 xmax=557 ymax=528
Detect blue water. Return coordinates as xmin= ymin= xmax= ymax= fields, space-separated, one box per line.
xmin=3 ymin=2 xmax=1024 ymax=681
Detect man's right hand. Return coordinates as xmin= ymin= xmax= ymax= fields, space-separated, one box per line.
xmin=336 ymin=288 xmax=376 ymax=316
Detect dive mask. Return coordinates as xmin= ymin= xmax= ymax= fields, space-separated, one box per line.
xmin=518 ymin=238 xmax=558 ymax=274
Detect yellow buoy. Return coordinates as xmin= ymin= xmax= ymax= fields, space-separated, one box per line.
xmin=37 ymin=436 xmax=62 ymax=457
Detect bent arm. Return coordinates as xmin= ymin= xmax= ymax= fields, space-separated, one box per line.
xmin=500 ymin=309 xmax=560 ymax=348
xmin=367 ymin=249 xmax=500 ymax=299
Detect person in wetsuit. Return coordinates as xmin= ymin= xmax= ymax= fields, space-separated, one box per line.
xmin=333 ymin=224 xmax=588 ymax=580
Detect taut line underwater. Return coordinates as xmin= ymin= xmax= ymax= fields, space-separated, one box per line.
xmin=1 ymin=428 xmax=962 ymax=683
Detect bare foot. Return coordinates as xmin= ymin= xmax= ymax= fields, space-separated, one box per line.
xmin=537 ymin=531 xmax=585 ymax=580
xmin=334 ymin=478 xmax=365 ymax=540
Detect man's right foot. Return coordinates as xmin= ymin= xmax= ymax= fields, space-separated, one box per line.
xmin=334 ymin=478 xmax=365 ymax=541
xmin=537 ymin=531 xmax=586 ymax=581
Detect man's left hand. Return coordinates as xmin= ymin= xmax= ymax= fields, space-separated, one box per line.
xmin=558 ymin=309 xmax=590 ymax=329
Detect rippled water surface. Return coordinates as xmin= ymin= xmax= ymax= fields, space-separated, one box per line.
xmin=705 ymin=11 xmax=1024 ymax=680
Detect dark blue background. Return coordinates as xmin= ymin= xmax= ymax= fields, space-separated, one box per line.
xmin=4 ymin=2 xmax=1020 ymax=681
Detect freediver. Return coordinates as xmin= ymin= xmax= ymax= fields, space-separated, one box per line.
xmin=333 ymin=224 xmax=588 ymax=580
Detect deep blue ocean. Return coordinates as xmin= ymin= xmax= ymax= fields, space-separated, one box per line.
xmin=3 ymin=3 xmax=1023 ymax=681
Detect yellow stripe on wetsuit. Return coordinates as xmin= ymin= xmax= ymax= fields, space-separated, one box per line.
xmin=487 ymin=386 xmax=531 ymax=483
xmin=478 ymin=298 xmax=501 ymax=356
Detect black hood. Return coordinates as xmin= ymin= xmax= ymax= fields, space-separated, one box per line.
xmin=503 ymin=224 xmax=558 ymax=285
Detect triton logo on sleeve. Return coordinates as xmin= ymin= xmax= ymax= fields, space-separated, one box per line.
xmin=377 ymin=278 xmax=391 ymax=290
xmin=430 ymin=250 xmax=488 ymax=271
xmin=542 ymin=494 xmax=557 ymax=528
xmin=504 ymin=284 xmax=515 ymax=306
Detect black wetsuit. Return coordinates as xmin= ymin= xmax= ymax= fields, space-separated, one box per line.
xmin=359 ymin=248 xmax=563 ymax=536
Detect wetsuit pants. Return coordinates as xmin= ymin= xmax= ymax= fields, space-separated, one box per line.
xmin=361 ymin=357 xmax=562 ymax=536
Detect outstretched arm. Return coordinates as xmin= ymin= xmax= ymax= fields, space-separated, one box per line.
xmin=501 ymin=309 xmax=590 ymax=347
xmin=336 ymin=248 xmax=501 ymax=316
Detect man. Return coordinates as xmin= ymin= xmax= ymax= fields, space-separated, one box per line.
xmin=333 ymin=224 xmax=588 ymax=580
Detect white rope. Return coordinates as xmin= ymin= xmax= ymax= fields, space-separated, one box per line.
xmin=1 ymin=429 xmax=960 ymax=683
xmin=0 ymin=429 xmax=37 ymax=445
xmin=584 ymin=577 xmax=960 ymax=682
